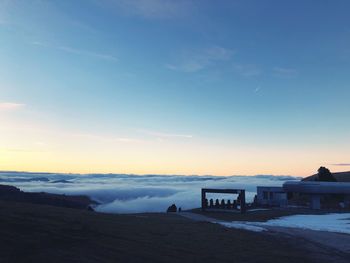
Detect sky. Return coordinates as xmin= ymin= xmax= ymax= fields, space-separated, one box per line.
xmin=0 ymin=0 xmax=350 ymax=176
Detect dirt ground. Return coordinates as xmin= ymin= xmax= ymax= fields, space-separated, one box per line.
xmin=0 ymin=201 xmax=349 ymax=263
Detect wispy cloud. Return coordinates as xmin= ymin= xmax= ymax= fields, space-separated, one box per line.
xmin=330 ymin=163 xmax=350 ymax=166
xmin=254 ymin=86 xmax=262 ymax=93
xmin=31 ymin=41 xmax=118 ymax=62
xmin=109 ymin=0 xmax=193 ymax=19
xmin=72 ymin=133 xmax=140 ymax=143
xmin=2 ymin=148 xmax=46 ymax=153
xmin=233 ymin=64 xmax=262 ymax=77
xmin=140 ymin=130 xmax=193 ymax=139
xmin=272 ymin=67 xmax=298 ymax=78
xmin=0 ymin=102 xmax=25 ymax=110
xmin=58 ymin=46 xmax=118 ymax=61
xmin=166 ymin=46 xmax=234 ymax=73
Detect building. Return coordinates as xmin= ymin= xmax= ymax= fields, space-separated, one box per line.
xmin=257 ymin=181 xmax=350 ymax=209
xmin=256 ymin=186 xmax=288 ymax=207
xmin=201 ymin=188 xmax=246 ymax=213
xmin=283 ymin=181 xmax=350 ymax=209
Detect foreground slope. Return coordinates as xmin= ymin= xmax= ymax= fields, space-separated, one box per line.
xmin=0 ymin=200 xmax=347 ymax=263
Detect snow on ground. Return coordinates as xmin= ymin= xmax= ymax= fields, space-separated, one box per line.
xmin=247 ymin=208 xmax=270 ymax=212
xmin=255 ymin=213 xmax=350 ymax=234
xmin=218 ymin=221 xmax=267 ymax=232
xmin=219 ymin=213 xmax=350 ymax=234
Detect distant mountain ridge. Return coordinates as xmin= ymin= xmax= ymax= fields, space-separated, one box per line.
xmin=0 ymin=177 xmax=50 ymax=183
xmin=302 ymin=171 xmax=350 ymax=182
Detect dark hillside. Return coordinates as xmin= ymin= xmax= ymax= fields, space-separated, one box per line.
xmin=0 ymin=200 xmax=345 ymax=263
xmin=303 ymin=171 xmax=350 ymax=182
xmin=0 ymin=184 xmax=95 ymax=209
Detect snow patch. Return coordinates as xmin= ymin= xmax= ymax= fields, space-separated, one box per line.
xmin=247 ymin=208 xmax=270 ymax=212
xmin=256 ymin=213 xmax=350 ymax=234
xmin=217 ymin=213 xmax=350 ymax=234
xmin=217 ymin=221 xmax=267 ymax=232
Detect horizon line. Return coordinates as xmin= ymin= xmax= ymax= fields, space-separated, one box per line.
xmin=0 ymin=169 xmax=302 ymax=178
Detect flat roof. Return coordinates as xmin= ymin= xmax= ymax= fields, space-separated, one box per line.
xmin=283 ymin=181 xmax=350 ymax=194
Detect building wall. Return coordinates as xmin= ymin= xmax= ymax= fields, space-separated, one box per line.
xmin=257 ymin=186 xmax=287 ymax=206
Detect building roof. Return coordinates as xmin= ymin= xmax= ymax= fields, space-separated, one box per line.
xmin=283 ymin=181 xmax=350 ymax=194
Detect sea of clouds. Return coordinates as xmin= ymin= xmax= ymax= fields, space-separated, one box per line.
xmin=0 ymin=171 xmax=300 ymax=213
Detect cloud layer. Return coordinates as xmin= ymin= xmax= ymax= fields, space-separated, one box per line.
xmin=0 ymin=172 xmax=299 ymax=213
xmin=0 ymin=102 xmax=25 ymax=110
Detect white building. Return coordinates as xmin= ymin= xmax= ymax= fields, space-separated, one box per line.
xmin=257 ymin=181 xmax=350 ymax=209
xmin=256 ymin=186 xmax=288 ymax=207
xmin=283 ymin=181 xmax=350 ymax=209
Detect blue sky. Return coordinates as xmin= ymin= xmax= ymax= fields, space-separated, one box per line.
xmin=1 ymin=0 xmax=350 ymax=175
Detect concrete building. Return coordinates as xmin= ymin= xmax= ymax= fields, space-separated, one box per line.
xmin=256 ymin=181 xmax=350 ymax=209
xmin=283 ymin=181 xmax=350 ymax=209
xmin=256 ymin=186 xmax=288 ymax=207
